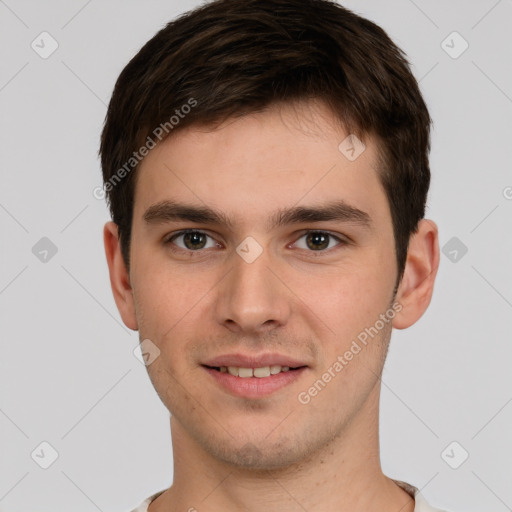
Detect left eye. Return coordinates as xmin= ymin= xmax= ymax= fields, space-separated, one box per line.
xmin=293 ymin=231 xmax=343 ymax=251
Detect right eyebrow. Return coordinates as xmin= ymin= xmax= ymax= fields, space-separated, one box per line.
xmin=143 ymin=200 xmax=234 ymax=228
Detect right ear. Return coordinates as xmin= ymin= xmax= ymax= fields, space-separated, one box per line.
xmin=103 ymin=221 xmax=138 ymax=330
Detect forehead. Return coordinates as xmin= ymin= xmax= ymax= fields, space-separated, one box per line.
xmin=133 ymin=100 xmax=388 ymax=228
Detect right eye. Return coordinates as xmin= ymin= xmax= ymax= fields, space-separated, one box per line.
xmin=164 ymin=230 xmax=220 ymax=252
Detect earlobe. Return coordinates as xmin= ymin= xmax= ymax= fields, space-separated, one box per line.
xmin=103 ymin=221 xmax=138 ymax=331
xmin=392 ymin=219 xmax=440 ymax=330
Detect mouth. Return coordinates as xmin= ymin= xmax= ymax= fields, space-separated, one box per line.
xmin=201 ymin=363 xmax=308 ymax=398
xmin=203 ymin=364 xmax=305 ymax=377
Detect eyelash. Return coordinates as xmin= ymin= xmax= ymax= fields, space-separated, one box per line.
xmin=163 ymin=229 xmax=348 ymax=255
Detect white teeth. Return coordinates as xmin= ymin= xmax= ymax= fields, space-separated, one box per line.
xmin=219 ymin=365 xmax=293 ymax=377
xmin=253 ymin=366 xmax=271 ymax=378
xmin=238 ymin=367 xmax=253 ymax=378
xmin=270 ymin=365 xmax=281 ymax=375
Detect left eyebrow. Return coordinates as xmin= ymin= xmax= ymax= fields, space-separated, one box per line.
xmin=267 ymin=201 xmax=372 ymax=230
xmin=142 ymin=199 xmax=372 ymax=230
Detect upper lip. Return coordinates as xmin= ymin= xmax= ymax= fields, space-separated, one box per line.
xmin=202 ymin=353 xmax=309 ymax=368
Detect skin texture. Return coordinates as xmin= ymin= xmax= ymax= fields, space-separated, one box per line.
xmin=104 ymin=100 xmax=439 ymax=511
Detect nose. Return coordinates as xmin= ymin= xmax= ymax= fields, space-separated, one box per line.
xmin=214 ymin=244 xmax=292 ymax=335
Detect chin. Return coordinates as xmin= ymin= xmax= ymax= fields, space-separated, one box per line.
xmin=202 ymin=434 xmax=315 ymax=471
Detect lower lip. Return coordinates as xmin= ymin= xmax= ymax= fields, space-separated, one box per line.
xmin=203 ymin=366 xmax=308 ymax=398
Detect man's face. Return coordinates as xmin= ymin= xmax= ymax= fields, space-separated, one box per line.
xmin=128 ymin=101 xmax=398 ymax=469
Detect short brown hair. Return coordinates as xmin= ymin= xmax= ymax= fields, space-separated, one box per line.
xmin=99 ymin=0 xmax=431 ymax=283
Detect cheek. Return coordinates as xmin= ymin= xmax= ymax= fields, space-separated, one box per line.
xmin=302 ymin=262 xmax=394 ymax=349
xmin=131 ymin=239 xmax=193 ymax=330
xmin=130 ymin=258 xmax=217 ymax=373
xmin=302 ymin=269 xmax=394 ymax=409
xmin=131 ymin=263 xmax=187 ymax=343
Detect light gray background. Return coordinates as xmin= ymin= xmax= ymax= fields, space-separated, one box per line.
xmin=1 ymin=1 xmax=511 ymax=511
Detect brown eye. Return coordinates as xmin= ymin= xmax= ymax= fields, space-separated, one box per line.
xmin=306 ymin=232 xmax=329 ymax=250
xmin=182 ymin=232 xmax=207 ymax=250
xmin=294 ymin=231 xmax=344 ymax=252
xmin=167 ymin=230 xmax=216 ymax=251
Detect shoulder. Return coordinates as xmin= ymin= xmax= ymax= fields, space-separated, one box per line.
xmin=128 ymin=490 xmax=166 ymax=512
xmin=414 ymin=492 xmax=450 ymax=512
xmin=393 ymin=479 xmax=451 ymax=512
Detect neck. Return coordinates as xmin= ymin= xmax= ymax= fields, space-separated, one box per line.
xmin=149 ymin=384 xmax=415 ymax=512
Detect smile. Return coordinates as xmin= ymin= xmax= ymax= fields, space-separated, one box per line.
xmin=212 ymin=365 xmax=297 ymax=377
xmin=203 ymin=364 xmax=307 ymax=398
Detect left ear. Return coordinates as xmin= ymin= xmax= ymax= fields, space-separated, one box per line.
xmin=392 ymin=219 xmax=440 ymax=330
